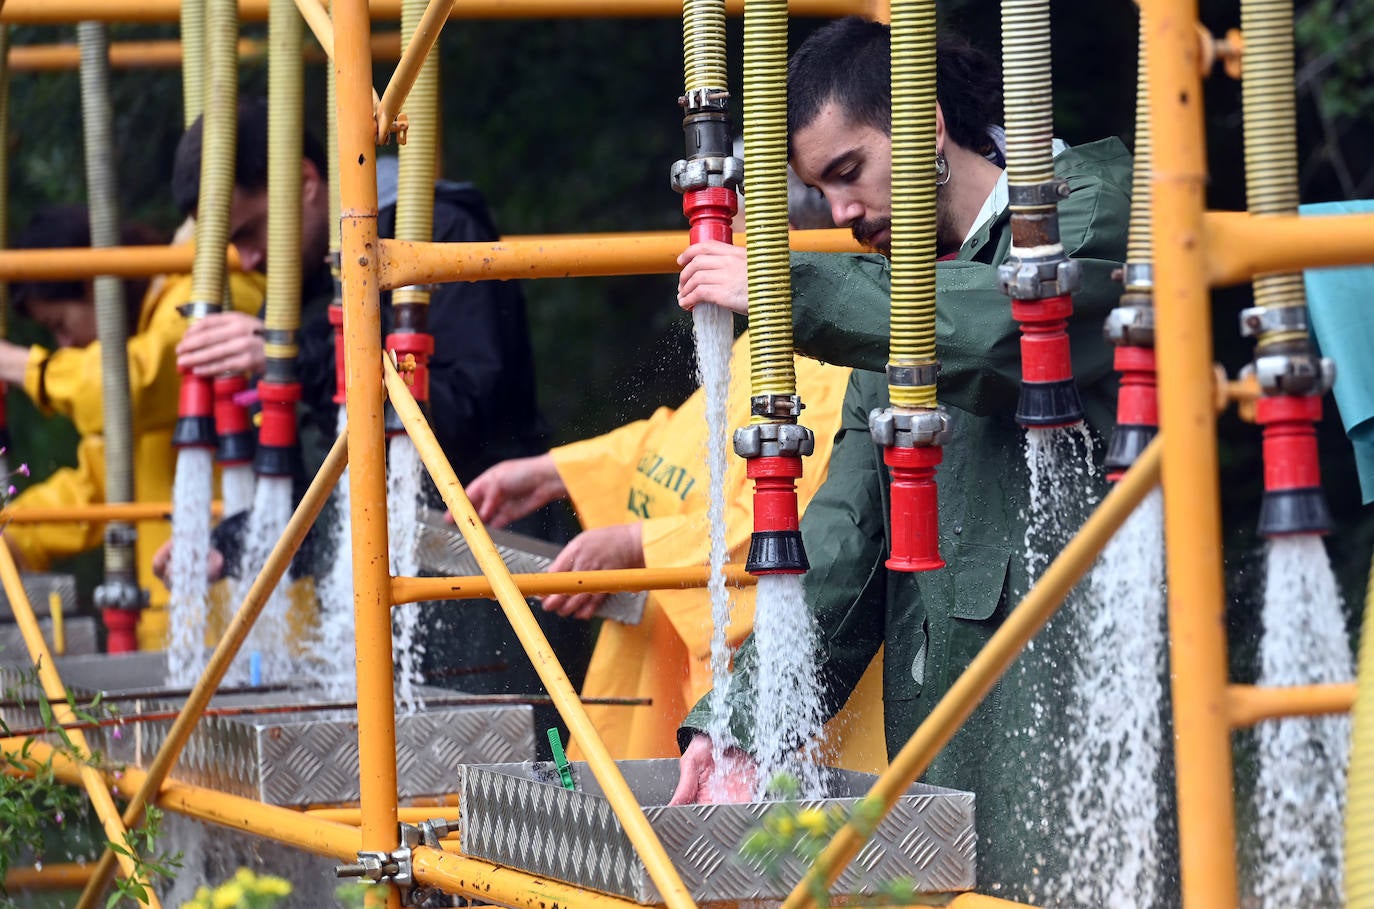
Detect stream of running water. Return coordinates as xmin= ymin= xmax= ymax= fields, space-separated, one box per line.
xmin=166 ymin=448 xmax=214 ymax=687
xmin=1248 ymin=534 xmax=1352 ymax=908
xmin=220 ymin=464 xmax=256 ymax=517
xmin=308 ymin=407 xmax=356 ymax=698
xmin=238 ymin=475 xmax=295 ymax=685
xmin=388 ymin=434 xmax=427 ymax=714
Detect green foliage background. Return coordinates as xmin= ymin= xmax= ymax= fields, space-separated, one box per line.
xmin=2 ymin=3 xmax=1371 ymax=612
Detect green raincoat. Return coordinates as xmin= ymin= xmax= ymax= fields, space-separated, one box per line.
xmin=683 ymin=137 xmax=1134 ymax=897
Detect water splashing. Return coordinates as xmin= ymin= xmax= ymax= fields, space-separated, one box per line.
xmin=691 ymin=304 xmax=738 ymax=775
xmin=1248 ymin=534 xmax=1351 ymax=908
xmin=309 ymin=406 xmax=356 ymax=698
xmin=166 ymin=448 xmax=215 ymax=687
xmin=238 ymin=475 xmax=296 ymax=684
xmin=751 ymin=573 xmax=825 ymax=798
xmin=1058 ymin=489 xmax=1168 ymax=906
xmin=388 ymin=434 xmax=426 ymax=714
xmin=220 ymin=464 xmax=256 ymax=517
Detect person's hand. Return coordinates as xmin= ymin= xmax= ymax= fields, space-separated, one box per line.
xmin=677 ymin=241 xmax=749 ymax=314
xmin=0 ymin=340 xmax=32 ymax=386
xmin=540 ymin=523 xmax=644 ymax=620
xmin=669 ymin=733 xmax=758 ymax=805
xmin=465 ymin=454 xmax=567 ymax=529
xmin=176 ymin=311 xmax=267 ymax=377
xmin=152 ymin=539 xmax=225 ymax=583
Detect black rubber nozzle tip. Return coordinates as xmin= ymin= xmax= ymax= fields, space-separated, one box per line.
xmin=1104 ymin=423 xmax=1159 ymax=480
xmin=1258 ymin=487 xmax=1334 ymax=537
xmin=746 ymin=530 xmax=810 ymax=575
xmin=1016 ymin=380 xmax=1085 ymax=429
xmin=253 ymin=444 xmax=301 ymax=479
xmin=172 ymin=416 xmax=217 ymax=449
xmin=216 ymin=430 xmax=256 ymax=467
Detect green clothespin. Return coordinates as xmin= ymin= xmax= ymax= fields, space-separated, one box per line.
xmin=547 ymin=727 xmax=576 ymax=791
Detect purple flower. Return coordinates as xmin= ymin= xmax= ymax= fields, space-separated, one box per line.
xmin=111 ymin=726 xmax=123 ymax=740
xmin=18 ymin=463 xmax=29 ymax=477
xmin=6 ymin=486 xmax=14 ymax=496
xmin=54 ymin=811 xmax=64 ymax=825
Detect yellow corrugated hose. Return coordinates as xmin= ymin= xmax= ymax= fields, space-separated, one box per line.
xmin=393 ymin=0 xmax=438 ymax=307
xmin=742 ymin=0 xmax=796 ymax=405
xmin=188 ymin=0 xmax=237 ymax=310
xmin=180 ymin=0 xmax=204 ymax=128
xmin=1126 ymin=7 xmax=1153 ymax=275
xmin=887 ymin=0 xmax=938 ymax=409
xmin=1240 ymin=0 xmax=1306 ymax=349
xmin=683 ymin=0 xmax=726 ymax=92
xmin=1347 ymin=553 xmax=1374 ymax=906
xmin=264 ymin=0 xmax=303 ymax=365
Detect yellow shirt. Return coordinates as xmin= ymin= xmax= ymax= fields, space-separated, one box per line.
xmin=555 ymin=331 xmax=886 ymax=771
xmin=5 ymin=271 xmax=266 ymax=649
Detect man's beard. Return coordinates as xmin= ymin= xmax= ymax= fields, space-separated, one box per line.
xmin=850 ymin=185 xmax=963 ymax=258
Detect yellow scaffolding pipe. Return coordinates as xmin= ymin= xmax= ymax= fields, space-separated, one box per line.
xmin=73 ymin=431 xmax=348 ymax=909
xmin=0 ymin=243 xmax=239 ymax=280
xmin=374 ymin=0 xmax=455 ymax=142
xmin=1205 ymin=210 xmax=1374 ymax=286
xmin=0 ymin=0 xmax=882 ymax=24
xmin=382 ymin=354 xmax=698 ymax=909
xmin=1228 ymin=682 xmax=1358 ymax=728
xmin=391 ymin=564 xmax=756 ymax=603
xmin=335 ymin=4 xmax=401 ymax=906
xmin=0 ymin=541 xmax=161 ymax=906
xmin=778 ymin=439 xmax=1162 ymax=909
xmin=4 ymin=34 xmax=403 ymax=71
xmin=3 ymin=863 xmax=95 ymax=891
xmin=378 ymin=228 xmax=861 ymax=285
xmin=1145 ymin=0 xmax=1240 ymax=904
xmin=2 ymin=501 xmax=224 ymax=522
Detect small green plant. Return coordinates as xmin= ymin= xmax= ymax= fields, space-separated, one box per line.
xmin=738 ymin=775 xmax=920 ymax=909
xmin=110 ymin=806 xmax=183 ymax=908
xmin=180 ymin=868 xmax=292 ymax=909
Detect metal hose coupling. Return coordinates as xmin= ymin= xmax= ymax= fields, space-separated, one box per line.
xmin=672 ymin=87 xmax=743 ymax=244
xmin=1103 ymin=264 xmax=1157 ymax=481
xmin=998 ymin=180 xmax=1086 ymax=427
xmin=870 ymin=397 xmax=950 ymax=572
xmin=1240 ymin=304 xmax=1337 ymax=536
xmin=214 ymin=373 xmax=256 ymax=466
xmin=734 ymin=399 xmax=815 ymax=575
xmin=94 ymin=523 xmax=147 ymax=653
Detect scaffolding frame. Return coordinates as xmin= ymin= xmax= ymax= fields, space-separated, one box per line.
xmin=0 ymin=0 xmax=1370 ymax=906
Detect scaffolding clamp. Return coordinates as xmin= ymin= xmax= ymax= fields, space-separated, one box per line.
xmin=336 ymin=822 xmax=435 ymax=904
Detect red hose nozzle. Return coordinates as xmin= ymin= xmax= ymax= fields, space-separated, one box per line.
xmin=254 ymin=380 xmax=302 ymax=477
xmin=386 ymin=330 xmax=435 ymax=404
xmin=329 ymin=302 xmax=346 ymax=405
xmin=1011 ymin=295 xmax=1084 ymax=428
xmin=213 ymin=374 xmax=255 ymax=466
xmin=1255 ymin=394 xmax=1332 ymax=536
xmin=683 ymin=187 xmax=737 ymax=246
xmin=173 ymin=370 xmax=216 ymax=449
xmin=870 ymin=408 xmax=949 ymax=573
xmin=102 ymin=607 xmax=139 ymax=653
xmin=1104 ymin=345 xmax=1158 ymax=482
xmin=744 ymin=454 xmax=809 ymax=575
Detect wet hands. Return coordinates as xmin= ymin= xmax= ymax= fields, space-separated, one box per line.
xmin=151 ymin=538 xmax=225 ymax=583
xmin=540 ymin=523 xmax=644 ymax=620
xmin=677 ymin=241 xmax=749 ymax=315
xmin=670 ymin=733 xmax=758 ymax=805
xmin=176 ymin=310 xmax=267 ymax=377
xmin=465 ymin=454 xmax=566 ymax=528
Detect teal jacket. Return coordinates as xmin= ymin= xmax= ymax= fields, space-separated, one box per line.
xmin=683 ymin=138 xmax=1134 ymax=897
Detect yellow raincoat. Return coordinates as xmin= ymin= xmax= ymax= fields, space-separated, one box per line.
xmin=556 ymin=331 xmax=886 ymax=771
xmin=5 ymin=271 xmax=266 ymax=650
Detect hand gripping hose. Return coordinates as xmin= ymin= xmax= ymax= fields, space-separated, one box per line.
xmin=80 ymin=21 xmax=146 ymax=646
xmin=255 ymin=0 xmax=305 ymax=478
xmin=175 ymin=0 xmax=238 ymax=450
xmin=873 ymin=0 xmax=947 ymax=572
xmin=384 ymin=0 xmax=440 ymax=436
xmin=731 ymin=0 xmax=813 ymax=575
xmin=1237 ymin=0 xmax=1334 ymax=535
xmin=1104 ymin=7 xmax=1158 ymax=482
xmin=998 ymin=0 xmax=1085 ymax=428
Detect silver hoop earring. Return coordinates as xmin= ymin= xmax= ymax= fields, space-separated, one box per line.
xmin=935 ymin=153 xmax=951 ymax=186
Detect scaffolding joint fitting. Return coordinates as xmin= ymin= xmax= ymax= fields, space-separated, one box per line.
xmin=377 ymin=111 xmax=409 ymax=146
xmin=1104 ymin=304 xmax=1156 ymax=347
xmin=337 ymin=822 xmax=423 ymax=902
xmin=750 ymin=393 xmax=806 ymax=421
xmin=1247 ymin=354 xmax=1335 ymax=398
xmin=868 ymin=407 xmax=951 ymax=449
xmin=733 ymin=421 xmax=815 ymax=459
xmin=999 ymin=254 xmax=1082 ymax=300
